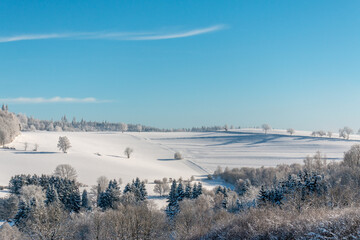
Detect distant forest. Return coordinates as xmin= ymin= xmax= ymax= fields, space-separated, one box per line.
xmin=16 ymin=112 xmax=224 ymax=133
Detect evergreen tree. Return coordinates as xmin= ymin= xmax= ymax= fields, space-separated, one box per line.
xmin=14 ymin=200 xmax=31 ymax=226
xmin=98 ymin=179 xmax=121 ymax=210
xmin=166 ymin=180 xmax=179 ymax=218
xmin=191 ymin=183 xmax=197 ymax=199
xmin=176 ymin=182 xmax=185 ymax=202
xmin=45 ymin=184 xmax=58 ymax=205
xmin=184 ymin=182 xmax=192 ymax=199
xmin=258 ymin=186 xmax=268 ymax=206
xmin=81 ymin=189 xmax=90 ymax=210
xmin=139 ymin=181 xmax=147 ymax=201
xmin=123 ymin=183 xmax=131 ymax=194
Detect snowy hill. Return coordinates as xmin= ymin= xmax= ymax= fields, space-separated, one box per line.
xmin=0 ymin=129 xmax=358 ymax=187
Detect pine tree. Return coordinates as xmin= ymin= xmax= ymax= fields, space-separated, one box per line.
xmin=166 ymin=180 xmax=179 ymax=218
xmin=45 ymin=184 xmax=58 ymax=205
xmin=69 ymin=188 xmax=81 ymax=213
xmin=258 ymin=186 xmax=268 ymax=206
xmin=14 ymin=200 xmax=31 ymax=226
xmin=184 ymin=182 xmax=192 ymax=199
xmin=176 ymin=182 xmax=185 ymax=202
xmin=81 ymin=189 xmax=90 ymax=210
xmin=192 ymin=182 xmax=202 ymax=199
xmin=191 ymin=183 xmax=198 ymax=199
xmin=123 ymin=183 xmax=131 ymax=194
xmin=139 ymin=181 xmax=147 ymax=201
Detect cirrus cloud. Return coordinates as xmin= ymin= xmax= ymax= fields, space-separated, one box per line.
xmin=0 ymin=25 xmax=227 ymax=43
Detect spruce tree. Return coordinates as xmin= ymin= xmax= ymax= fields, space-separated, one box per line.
xmin=176 ymin=182 xmax=185 ymax=202
xmin=81 ymin=189 xmax=90 ymax=210
xmin=166 ymin=180 xmax=179 ymax=218
xmin=184 ymin=182 xmax=192 ymax=199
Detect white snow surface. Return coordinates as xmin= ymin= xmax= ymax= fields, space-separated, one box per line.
xmin=0 ymin=129 xmax=358 ymax=187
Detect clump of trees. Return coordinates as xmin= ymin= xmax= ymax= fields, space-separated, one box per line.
xmin=339 ymin=126 xmax=353 ymax=140
xmin=0 ymin=108 xmax=20 ymax=147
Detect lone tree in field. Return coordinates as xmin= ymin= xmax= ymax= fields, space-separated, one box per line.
xmin=262 ymin=124 xmax=271 ymax=134
xmin=124 ymin=147 xmax=133 ymax=158
xmin=174 ymin=152 xmax=183 ymax=160
xmin=53 ymin=164 xmax=77 ymax=181
xmin=287 ymin=128 xmax=295 ymax=135
xmin=57 ymin=136 xmax=71 ymax=153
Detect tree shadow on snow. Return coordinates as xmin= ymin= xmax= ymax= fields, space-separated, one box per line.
xmin=13 ymin=151 xmax=58 ymax=155
xmin=157 ymin=158 xmax=178 ymax=161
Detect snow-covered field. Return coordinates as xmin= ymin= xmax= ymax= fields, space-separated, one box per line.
xmin=0 ymin=129 xmax=358 ymax=188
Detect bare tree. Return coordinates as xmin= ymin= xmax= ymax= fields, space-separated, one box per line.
xmin=124 ymin=147 xmax=133 ymax=158
xmin=287 ymin=128 xmax=295 ymax=135
xmin=24 ymin=142 xmax=28 ymax=151
xmin=97 ymin=176 xmax=109 ymax=193
xmin=53 ymin=164 xmax=77 ymax=181
xmin=327 ymin=131 xmax=332 ymax=138
xmin=153 ymin=182 xmax=170 ymax=196
xmin=224 ymin=124 xmax=228 ymax=132
xmin=57 ymin=136 xmax=71 ymax=153
xmin=262 ymin=124 xmax=271 ymax=134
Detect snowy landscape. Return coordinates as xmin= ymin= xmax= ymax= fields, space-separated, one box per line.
xmin=1 ymin=129 xmax=357 ymax=187
xmin=2 ymin=1 xmax=360 ymax=239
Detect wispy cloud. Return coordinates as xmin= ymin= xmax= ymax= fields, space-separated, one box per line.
xmin=0 ymin=25 xmax=226 ymax=43
xmin=0 ymin=97 xmax=110 ymax=104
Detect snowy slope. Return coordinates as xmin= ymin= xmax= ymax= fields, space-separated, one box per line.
xmin=0 ymin=129 xmax=357 ymax=187
xmin=140 ymin=128 xmax=359 ymax=173
xmin=0 ymin=132 xmax=200 ymax=186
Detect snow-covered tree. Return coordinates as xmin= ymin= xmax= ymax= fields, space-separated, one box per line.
xmin=120 ymin=123 xmax=128 ymax=133
xmin=339 ymin=127 xmax=353 ymax=140
xmin=262 ymin=124 xmax=271 ymax=134
xmin=57 ymin=136 xmax=71 ymax=153
xmin=287 ymin=128 xmax=295 ymax=135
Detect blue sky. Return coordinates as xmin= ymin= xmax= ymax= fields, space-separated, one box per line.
xmin=1 ymin=1 xmax=360 ymax=130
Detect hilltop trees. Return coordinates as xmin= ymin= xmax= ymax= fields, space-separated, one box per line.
xmin=339 ymin=127 xmax=353 ymax=140
xmin=57 ymin=136 xmax=71 ymax=153
xmin=262 ymin=124 xmax=271 ymax=134
xmin=287 ymin=128 xmax=295 ymax=135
